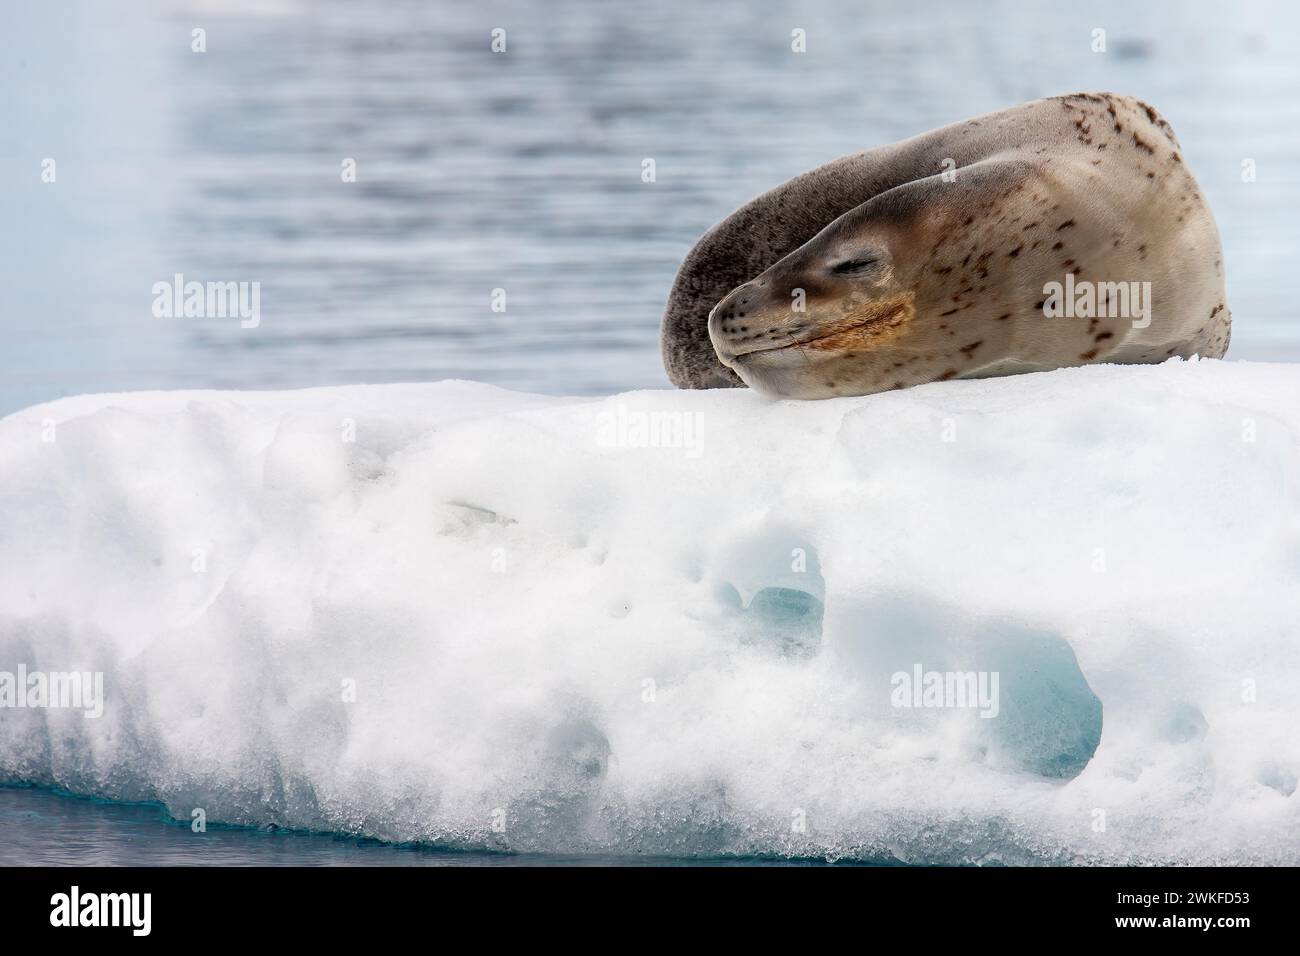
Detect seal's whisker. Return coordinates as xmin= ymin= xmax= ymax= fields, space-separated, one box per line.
xmin=785 ymin=333 xmax=812 ymax=366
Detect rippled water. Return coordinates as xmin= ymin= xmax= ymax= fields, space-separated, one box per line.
xmin=2 ymin=0 xmax=1299 ymax=416
xmin=0 ymin=787 xmax=842 ymax=866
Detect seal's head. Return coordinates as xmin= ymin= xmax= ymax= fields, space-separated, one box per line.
xmin=706 ymin=167 xmax=1038 ymax=400
xmin=709 ymin=203 xmax=933 ymax=399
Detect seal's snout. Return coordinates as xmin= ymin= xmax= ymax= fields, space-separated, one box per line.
xmin=708 ymin=279 xmax=796 ymax=364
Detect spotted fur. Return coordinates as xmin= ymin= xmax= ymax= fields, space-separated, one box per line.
xmin=661 ymin=93 xmax=1231 ymax=398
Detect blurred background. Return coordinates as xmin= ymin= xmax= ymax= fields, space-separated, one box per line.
xmin=2 ymin=0 xmax=1297 ymax=415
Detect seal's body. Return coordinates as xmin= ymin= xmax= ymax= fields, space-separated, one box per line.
xmin=661 ymin=93 xmax=1230 ymax=399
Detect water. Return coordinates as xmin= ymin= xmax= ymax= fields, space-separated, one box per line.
xmin=0 ymin=787 xmax=843 ymax=866
xmin=0 ymin=786 xmax=512 ymax=866
xmin=2 ymin=0 xmax=1299 ymax=864
xmin=2 ymin=0 xmax=1299 ymax=417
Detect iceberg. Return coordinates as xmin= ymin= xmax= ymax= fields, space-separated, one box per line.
xmin=0 ymin=359 xmax=1297 ymax=863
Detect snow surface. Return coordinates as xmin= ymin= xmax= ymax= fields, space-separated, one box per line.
xmin=0 ymin=359 xmax=1297 ymax=863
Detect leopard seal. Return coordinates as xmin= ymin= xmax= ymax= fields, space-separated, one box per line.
xmin=661 ymin=92 xmax=1230 ymax=399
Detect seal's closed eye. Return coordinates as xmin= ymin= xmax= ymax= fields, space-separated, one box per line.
xmin=829 ymin=256 xmax=880 ymax=275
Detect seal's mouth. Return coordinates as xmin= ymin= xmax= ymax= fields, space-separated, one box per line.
xmin=726 ymin=296 xmax=915 ymax=363
xmin=732 ymin=323 xmax=863 ymax=360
